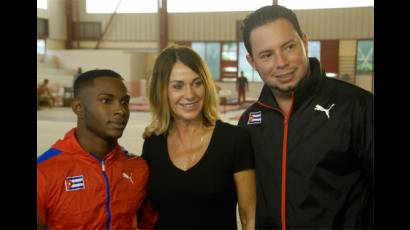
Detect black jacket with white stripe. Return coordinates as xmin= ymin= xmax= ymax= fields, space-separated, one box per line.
xmin=238 ymin=58 xmax=373 ymax=229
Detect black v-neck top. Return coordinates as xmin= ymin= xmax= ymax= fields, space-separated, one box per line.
xmin=142 ymin=120 xmax=254 ymax=229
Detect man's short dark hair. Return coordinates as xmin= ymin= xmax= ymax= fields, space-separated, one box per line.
xmin=73 ymin=69 xmax=123 ymax=98
xmin=241 ymin=5 xmax=303 ymax=57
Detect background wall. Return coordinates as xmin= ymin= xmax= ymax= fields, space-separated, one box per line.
xmin=46 ymin=49 xmax=132 ymax=81
xmin=38 ymin=1 xmax=373 ymax=95
xmin=39 ymin=1 xmax=373 ymax=47
xmin=38 ymin=0 xmax=66 ymax=48
xmin=339 ymin=40 xmax=357 ymax=84
xmin=355 ymin=75 xmax=373 ymax=92
xmin=39 ymin=49 xmax=158 ymax=97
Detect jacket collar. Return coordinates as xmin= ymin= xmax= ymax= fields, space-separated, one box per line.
xmin=257 ymin=57 xmax=325 ymax=111
xmin=52 ymin=128 xmax=122 ymax=164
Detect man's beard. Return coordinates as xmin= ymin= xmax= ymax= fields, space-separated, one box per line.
xmin=265 ymin=65 xmax=310 ymax=95
xmin=269 ymin=84 xmax=298 ymax=94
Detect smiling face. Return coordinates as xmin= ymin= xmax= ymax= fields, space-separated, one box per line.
xmin=168 ymin=62 xmax=205 ymax=124
xmin=76 ymin=77 xmax=130 ymax=142
xmin=247 ymin=18 xmax=309 ymax=95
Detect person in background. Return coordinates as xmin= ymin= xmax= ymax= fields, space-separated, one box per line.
xmin=142 ymin=45 xmax=256 ymax=229
xmin=37 ymin=69 xmax=157 ymax=230
xmin=238 ymin=5 xmax=373 ymax=229
xmin=236 ymin=71 xmax=249 ymax=104
xmin=37 ymin=79 xmax=56 ymax=108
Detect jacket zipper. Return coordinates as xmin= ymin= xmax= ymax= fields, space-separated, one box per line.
xmin=101 ymin=161 xmax=112 ymax=230
xmin=257 ymin=94 xmax=295 ymax=230
xmin=281 ymin=116 xmax=289 ymax=230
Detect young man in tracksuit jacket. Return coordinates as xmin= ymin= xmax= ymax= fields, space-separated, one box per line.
xmin=37 ymin=70 xmax=157 ymax=229
xmin=238 ymin=5 xmax=373 ymax=229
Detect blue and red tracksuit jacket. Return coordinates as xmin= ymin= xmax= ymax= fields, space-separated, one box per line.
xmin=37 ymin=128 xmax=157 ymax=230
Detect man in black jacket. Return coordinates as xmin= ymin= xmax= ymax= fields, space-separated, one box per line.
xmin=238 ymin=5 xmax=373 ymax=229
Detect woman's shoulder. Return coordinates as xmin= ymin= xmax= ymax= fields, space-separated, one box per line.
xmin=144 ymin=133 xmax=166 ymax=146
xmin=216 ymin=120 xmax=249 ymax=136
xmin=142 ymin=133 xmax=167 ymax=160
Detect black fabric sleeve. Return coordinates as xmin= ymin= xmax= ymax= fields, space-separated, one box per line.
xmin=352 ymin=93 xmax=373 ymax=228
xmin=362 ymin=95 xmax=374 ymax=229
xmin=233 ymin=127 xmax=255 ymax=173
xmin=353 ymin=94 xmax=373 ymax=185
xmin=141 ymin=137 xmax=151 ymax=165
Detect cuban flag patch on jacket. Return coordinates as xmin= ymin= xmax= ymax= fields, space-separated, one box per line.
xmin=248 ymin=111 xmax=262 ymax=125
xmin=65 ymin=175 xmax=85 ymax=191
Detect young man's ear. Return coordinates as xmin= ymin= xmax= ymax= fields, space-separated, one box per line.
xmin=71 ymin=98 xmax=84 ymax=119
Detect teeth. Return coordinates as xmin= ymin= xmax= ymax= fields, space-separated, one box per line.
xmin=183 ymin=104 xmax=194 ymax=108
xmin=182 ymin=103 xmax=195 ymax=108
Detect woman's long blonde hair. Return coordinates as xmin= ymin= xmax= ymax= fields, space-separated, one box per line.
xmin=143 ymin=45 xmax=219 ymax=138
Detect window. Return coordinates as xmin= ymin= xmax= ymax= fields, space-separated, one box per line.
xmin=192 ymin=42 xmax=221 ymax=81
xmin=220 ymin=42 xmax=238 ymax=81
xmin=308 ymin=41 xmax=321 ymax=61
xmin=37 ymin=39 xmax=46 ymax=55
xmin=168 ymin=0 xmax=271 ymax=13
xmin=279 ymin=0 xmax=373 ymax=10
xmin=221 ymin=43 xmax=237 ymax=61
xmin=37 ymin=0 xmax=47 ymax=9
xmin=205 ymin=43 xmax=221 ymax=81
xmin=238 ymin=42 xmax=261 ymax=82
xmin=192 ymin=43 xmax=206 ymax=58
xmin=356 ymin=40 xmax=373 ymax=75
xmin=194 ymin=42 xmax=263 ymax=82
xmin=86 ymin=0 xmax=157 ymax=13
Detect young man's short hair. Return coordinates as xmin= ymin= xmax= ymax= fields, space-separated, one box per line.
xmin=73 ymin=69 xmax=123 ymax=98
